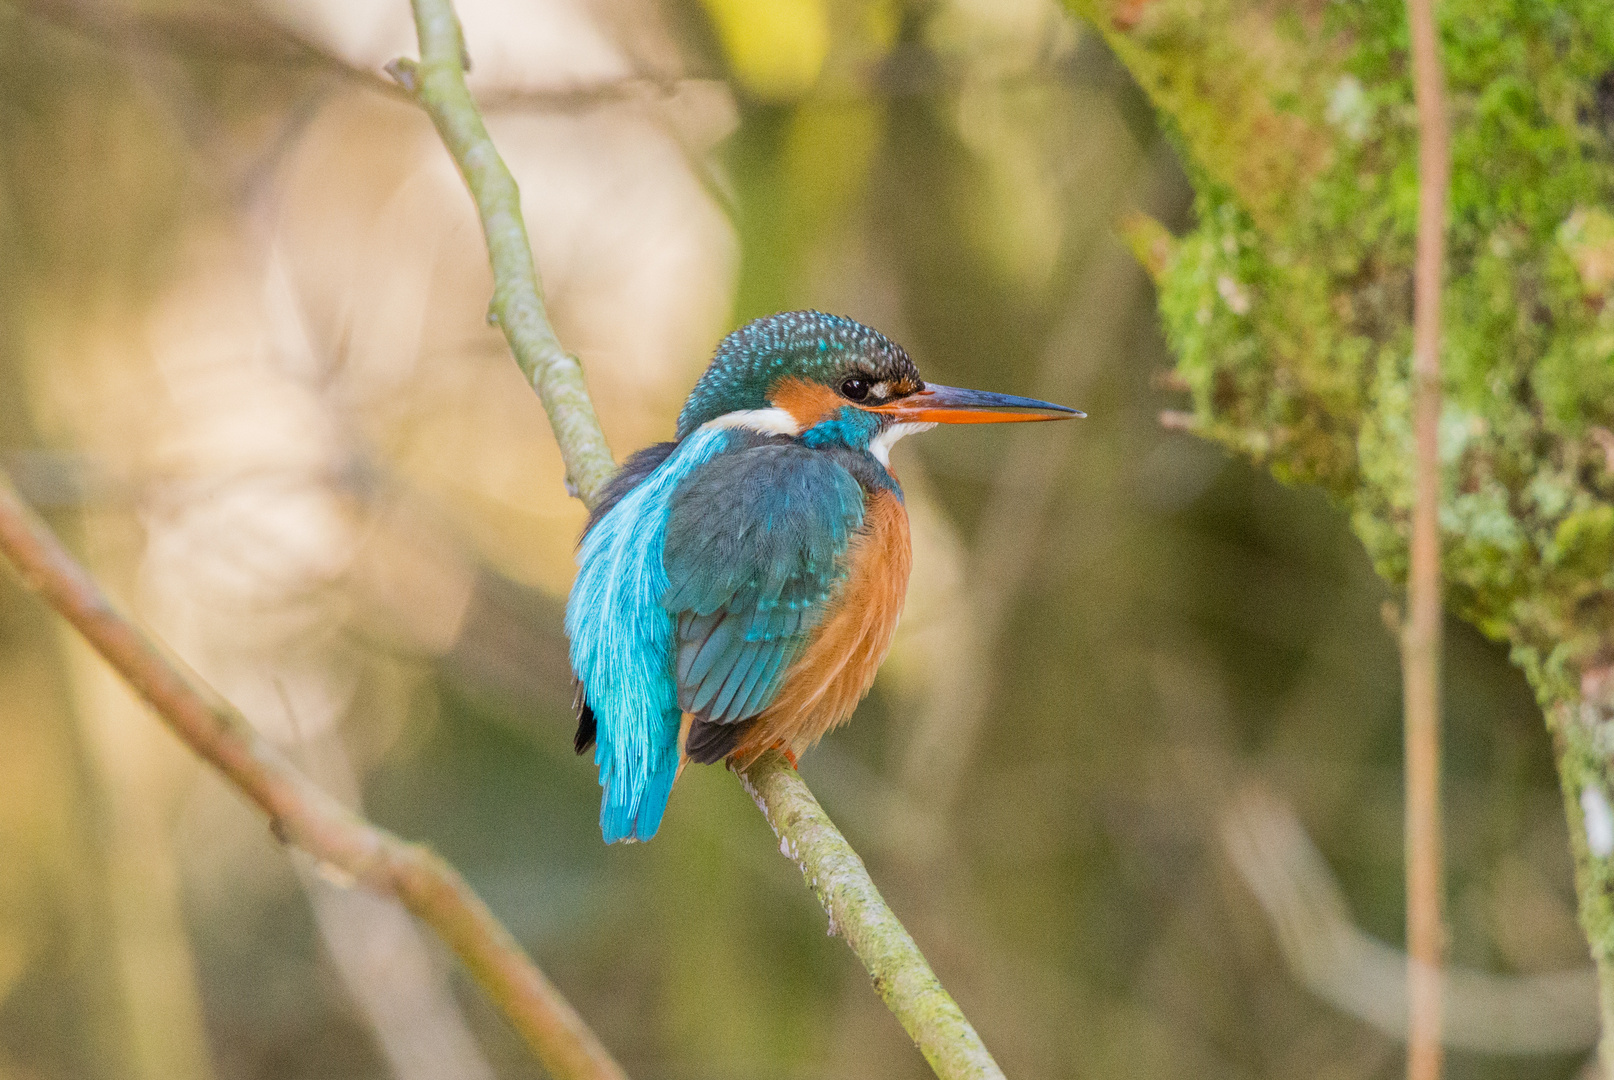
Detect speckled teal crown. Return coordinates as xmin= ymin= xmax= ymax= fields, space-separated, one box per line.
xmin=676 ymin=311 xmax=919 ymax=439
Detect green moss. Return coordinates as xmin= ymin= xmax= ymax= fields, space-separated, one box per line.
xmin=1065 ymin=0 xmax=1341 ymax=231
xmin=1074 ymin=0 xmax=1614 ymax=1033
xmin=1550 ymin=502 xmax=1614 ymax=574
xmin=1096 ymin=0 xmax=1614 ymax=689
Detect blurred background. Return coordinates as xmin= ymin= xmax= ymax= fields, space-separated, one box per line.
xmin=0 ymin=1 xmax=1593 ymax=1079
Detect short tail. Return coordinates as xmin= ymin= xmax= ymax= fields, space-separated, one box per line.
xmin=597 ymin=734 xmax=679 ymax=844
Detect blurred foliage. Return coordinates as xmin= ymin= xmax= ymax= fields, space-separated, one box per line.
xmin=0 ymin=2 xmax=1594 ymax=1080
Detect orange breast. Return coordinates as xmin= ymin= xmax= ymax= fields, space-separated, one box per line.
xmin=733 ymin=488 xmax=911 ymax=762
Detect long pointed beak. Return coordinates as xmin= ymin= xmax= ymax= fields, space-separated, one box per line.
xmin=865 ymin=384 xmax=1085 ymax=424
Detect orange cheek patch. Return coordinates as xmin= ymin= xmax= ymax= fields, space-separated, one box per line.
xmin=732 ymin=489 xmax=911 ymax=764
xmin=769 ymin=378 xmax=847 ymax=431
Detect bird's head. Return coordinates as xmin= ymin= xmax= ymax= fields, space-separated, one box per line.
xmin=676 ymin=311 xmax=1081 ymax=466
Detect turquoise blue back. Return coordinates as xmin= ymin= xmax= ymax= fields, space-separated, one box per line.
xmin=568 ymin=311 xmax=918 ymax=843
xmin=565 ymin=428 xmax=728 ymax=842
xmin=567 ymin=426 xmax=882 ymax=842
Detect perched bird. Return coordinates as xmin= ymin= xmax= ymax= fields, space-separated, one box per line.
xmin=567 ymin=311 xmax=1081 ymax=842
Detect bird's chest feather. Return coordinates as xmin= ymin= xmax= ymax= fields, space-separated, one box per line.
xmin=737 ymin=487 xmax=911 ymax=758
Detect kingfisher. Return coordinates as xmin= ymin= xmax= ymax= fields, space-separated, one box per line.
xmin=566 ymin=311 xmax=1081 ymax=842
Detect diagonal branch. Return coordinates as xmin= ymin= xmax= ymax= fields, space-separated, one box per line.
xmin=0 ymin=473 xmax=627 ymax=1080
xmin=384 ymin=4 xmax=615 ymax=509
xmin=744 ymin=753 xmax=1005 ymax=1079
xmin=392 ymin=1 xmax=1004 ymax=1076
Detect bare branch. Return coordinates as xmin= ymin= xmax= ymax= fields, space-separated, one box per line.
xmin=1404 ymin=0 xmax=1450 ymax=1076
xmin=0 ymin=473 xmax=627 ymax=1080
xmin=742 ymin=752 xmax=1006 ymax=1080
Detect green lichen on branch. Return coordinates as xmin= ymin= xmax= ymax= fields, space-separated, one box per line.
xmin=1065 ymin=0 xmax=1342 ymax=231
xmin=1078 ymin=0 xmax=1614 ymax=686
xmin=1549 ymin=668 xmax=1614 ymax=1038
xmin=1069 ymin=0 xmax=1614 ymax=1054
xmin=741 ymin=752 xmax=1005 ymax=1080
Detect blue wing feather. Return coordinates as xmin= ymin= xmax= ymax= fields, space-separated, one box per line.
xmin=565 ymin=427 xmax=730 ymax=843
xmin=568 ymin=431 xmax=870 ymax=841
xmin=662 ymin=441 xmax=866 ymax=730
xmin=729 ymin=642 xmax=790 ymax=719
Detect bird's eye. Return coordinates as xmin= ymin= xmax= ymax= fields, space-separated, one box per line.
xmin=840 ymin=376 xmax=871 ymax=401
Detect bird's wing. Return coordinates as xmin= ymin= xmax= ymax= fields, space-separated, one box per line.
xmin=661 ymin=441 xmax=866 ymax=729
xmin=570 ymin=441 xmax=679 ymax=757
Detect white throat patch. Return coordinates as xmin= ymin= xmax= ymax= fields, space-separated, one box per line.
xmin=699 ymin=407 xmax=802 ymax=437
xmin=868 ymin=421 xmax=936 ymax=468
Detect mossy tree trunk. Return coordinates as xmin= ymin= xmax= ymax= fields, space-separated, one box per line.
xmin=1063 ymin=0 xmax=1614 ymax=1057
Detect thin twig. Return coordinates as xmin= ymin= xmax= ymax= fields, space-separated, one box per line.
xmin=388 ymin=0 xmax=616 ymax=508
xmin=394 ymin=1 xmax=1004 ymax=1075
xmin=1404 ymin=0 xmax=1449 ymax=1076
xmin=0 ymin=474 xmax=627 ymax=1080
xmin=742 ymin=752 xmax=1006 ymax=1080
xmin=15 ymin=0 xmax=409 ymax=100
